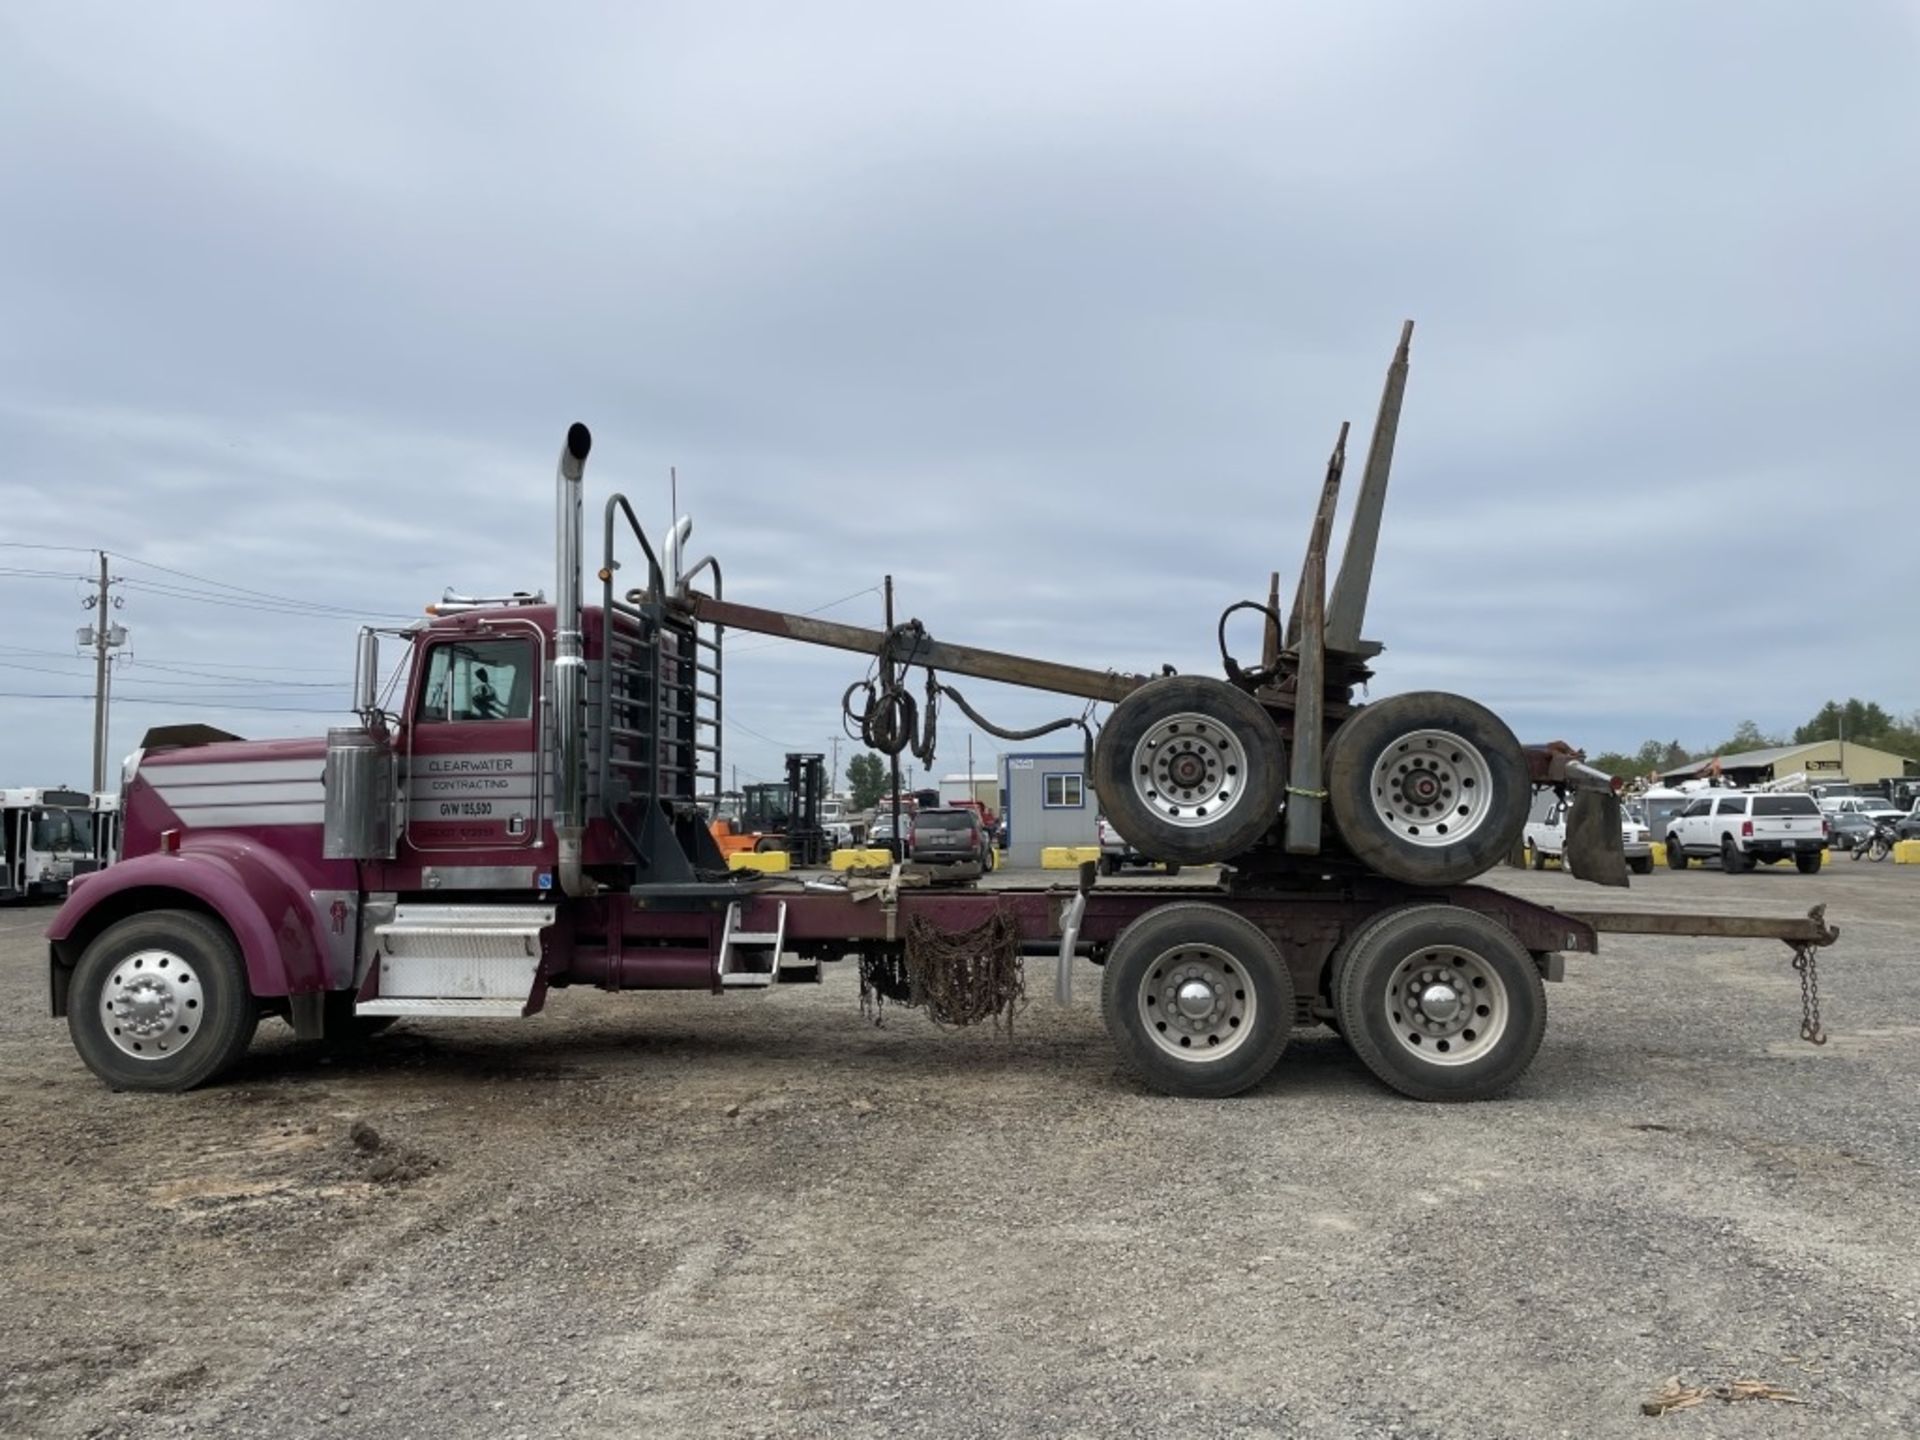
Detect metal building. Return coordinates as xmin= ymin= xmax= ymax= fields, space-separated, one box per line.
xmin=1658 ymin=740 xmax=1913 ymax=789
xmin=999 ymin=750 xmax=1096 ymax=868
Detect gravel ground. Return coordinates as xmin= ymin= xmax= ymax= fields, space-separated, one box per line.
xmin=2 ymin=861 xmax=1916 ymax=1439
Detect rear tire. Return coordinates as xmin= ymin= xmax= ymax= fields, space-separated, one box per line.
xmin=1092 ymin=677 xmax=1285 ymax=866
xmin=1097 ymin=854 xmax=1120 ymax=877
xmin=1162 ymin=863 xmax=1182 ymax=877
xmin=1101 ymin=903 xmax=1292 ymax=1098
xmin=1325 ymin=692 xmax=1529 ymax=887
xmin=68 ymin=910 xmax=258 ymax=1092
xmin=1794 ymin=853 xmax=1822 ymax=875
xmin=1629 ymin=855 xmax=1654 ymax=875
xmin=1720 ymin=837 xmax=1750 ymax=874
xmin=1526 ymin=839 xmax=1547 ymax=871
xmin=1334 ymin=904 xmax=1546 ymax=1102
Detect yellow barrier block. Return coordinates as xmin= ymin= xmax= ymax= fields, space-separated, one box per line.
xmin=728 ymin=850 xmax=791 ymax=873
xmin=1648 ymin=841 xmax=1667 ymax=867
xmin=830 ymin=848 xmax=894 ymax=870
xmin=1895 ymin=839 xmax=1920 ymax=864
xmin=1041 ymin=845 xmax=1103 ymax=869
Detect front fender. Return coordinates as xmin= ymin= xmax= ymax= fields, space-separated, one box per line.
xmin=47 ymin=840 xmax=344 ymax=1000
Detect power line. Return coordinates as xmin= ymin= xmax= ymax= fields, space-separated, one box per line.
xmin=116 ymin=577 xmax=412 ymax=622
xmin=0 ymin=690 xmax=345 ymax=714
xmin=0 ymin=566 xmax=93 ymax=582
xmin=111 ymin=553 xmax=413 ymax=620
xmin=121 ymin=658 xmax=342 ymax=688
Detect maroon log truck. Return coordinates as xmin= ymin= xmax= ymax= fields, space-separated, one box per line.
xmin=45 ymin=331 xmax=1837 ymax=1100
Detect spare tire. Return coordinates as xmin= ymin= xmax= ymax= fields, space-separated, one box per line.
xmin=1325 ymin=691 xmax=1529 ymax=886
xmin=1092 ymin=676 xmax=1285 ymax=865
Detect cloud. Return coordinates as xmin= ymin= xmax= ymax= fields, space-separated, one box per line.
xmin=1 ymin=1 xmax=1916 ymax=794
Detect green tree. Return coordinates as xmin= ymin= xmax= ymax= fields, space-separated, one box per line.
xmin=846 ymin=751 xmax=888 ymax=810
xmin=1794 ymin=698 xmax=1896 ymax=746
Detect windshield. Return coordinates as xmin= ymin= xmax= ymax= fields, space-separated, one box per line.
xmin=1754 ymin=796 xmax=1820 ymax=816
xmin=30 ymin=808 xmax=91 ymax=854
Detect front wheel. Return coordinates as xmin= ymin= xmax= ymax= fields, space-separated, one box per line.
xmin=1867 ymin=835 xmax=1892 ymax=862
xmin=1666 ymin=837 xmax=1690 ymax=870
xmin=1525 ymin=839 xmax=1547 ymax=871
xmin=1325 ymin=692 xmax=1529 ymax=887
xmin=1333 ymin=904 xmax=1546 ymax=1102
xmin=67 ymin=910 xmax=259 ymax=1092
xmin=1101 ymin=903 xmax=1292 ymax=1098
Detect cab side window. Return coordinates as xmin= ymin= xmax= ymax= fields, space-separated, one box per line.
xmin=416 ymin=639 xmax=533 ymax=723
xmin=1682 ymin=798 xmax=1712 ymax=818
xmin=1716 ymin=796 xmax=1748 ymax=816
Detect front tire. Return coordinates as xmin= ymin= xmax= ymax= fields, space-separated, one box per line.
xmin=68 ymin=910 xmax=258 ymax=1092
xmin=1092 ymin=677 xmax=1285 ymax=866
xmin=1666 ymin=836 xmax=1690 ymax=870
xmin=1526 ymin=839 xmax=1547 ymax=871
xmin=1101 ymin=903 xmax=1292 ymax=1097
xmin=1334 ymin=904 xmax=1546 ymax=1102
xmin=1325 ymin=692 xmax=1529 ymax=887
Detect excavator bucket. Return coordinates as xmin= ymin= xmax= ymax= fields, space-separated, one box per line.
xmin=1564 ymin=790 xmax=1630 ymax=888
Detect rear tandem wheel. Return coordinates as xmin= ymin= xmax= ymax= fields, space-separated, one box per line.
xmin=1332 ymin=904 xmax=1547 ymax=1102
xmin=1101 ymin=903 xmax=1293 ymax=1098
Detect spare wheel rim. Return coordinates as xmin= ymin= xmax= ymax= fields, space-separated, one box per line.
xmin=1368 ymin=727 xmax=1495 ymax=848
xmin=1129 ymin=712 xmax=1251 ymax=830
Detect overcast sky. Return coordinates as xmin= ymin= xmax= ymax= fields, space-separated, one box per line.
xmin=3 ymin=1 xmax=1917 ymax=796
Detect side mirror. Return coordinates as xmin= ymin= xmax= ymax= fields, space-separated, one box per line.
xmin=353 ymin=628 xmax=380 ymax=715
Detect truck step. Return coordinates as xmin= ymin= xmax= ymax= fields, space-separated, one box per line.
xmin=716 ymin=901 xmax=789 ymax=988
xmin=354 ymin=997 xmax=529 ymax=1018
xmin=370 ymin=903 xmax=554 ymax=1005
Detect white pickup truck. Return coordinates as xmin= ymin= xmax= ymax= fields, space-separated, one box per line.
xmin=1522 ymin=794 xmax=1655 ymax=875
xmin=1664 ymin=790 xmax=1827 ymax=873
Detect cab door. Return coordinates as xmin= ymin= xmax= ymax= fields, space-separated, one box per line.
xmin=403 ymin=623 xmax=547 ymax=855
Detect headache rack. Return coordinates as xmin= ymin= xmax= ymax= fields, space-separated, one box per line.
xmin=594 ymin=494 xmax=733 ymax=887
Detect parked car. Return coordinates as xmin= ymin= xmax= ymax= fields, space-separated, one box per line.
xmin=907 ymin=807 xmax=993 ymax=873
xmin=1826 ymin=810 xmax=1877 ymax=852
xmin=1822 ymin=794 xmax=1905 ymax=826
xmin=1522 ymin=795 xmax=1654 ymax=875
xmin=1098 ymin=817 xmax=1181 ymax=877
xmin=1664 ymin=791 xmax=1827 ymax=873
xmin=1893 ymin=801 xmax=1920 ymax=843
xmin=867 ymin=812 xmax=903 ymax=859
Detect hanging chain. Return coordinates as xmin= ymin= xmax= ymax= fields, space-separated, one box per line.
xmin=1791 ymin=941 xmax=1826 ymax=1046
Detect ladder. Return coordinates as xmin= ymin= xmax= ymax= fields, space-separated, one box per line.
xmin=715 ymin=901 xmax=809 ymax=987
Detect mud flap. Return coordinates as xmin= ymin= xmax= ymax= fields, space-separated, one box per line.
xmin=1564 ymin=790 xmax=1629 ymax=887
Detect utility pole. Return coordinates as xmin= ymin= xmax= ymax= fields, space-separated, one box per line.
xmin=81 ymin=552 xmax=127 ymax=794
xmin=830 ymin=734 xmax=841 ymax=796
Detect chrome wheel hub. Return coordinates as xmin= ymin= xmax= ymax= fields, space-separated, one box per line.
xmin=1137 ymin=943 xmax=1254 ymax=1062
xmin=99 ymin=949 xmax=204 ymax=1060
xmin=1383 ymin=945 xmax=1507 ymax=1067
xmin=1130 ymin=713 xmax=1249 ymax=829
xmin=1369 ymin=729 xmax=1495 ymax=847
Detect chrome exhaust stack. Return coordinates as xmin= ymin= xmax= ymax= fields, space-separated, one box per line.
xmin=554 ymin=422 xmax=592 ymax=897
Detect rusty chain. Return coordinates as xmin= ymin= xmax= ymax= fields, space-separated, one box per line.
xmin=1791 ymin=941 xmax=1826 ymax=1046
